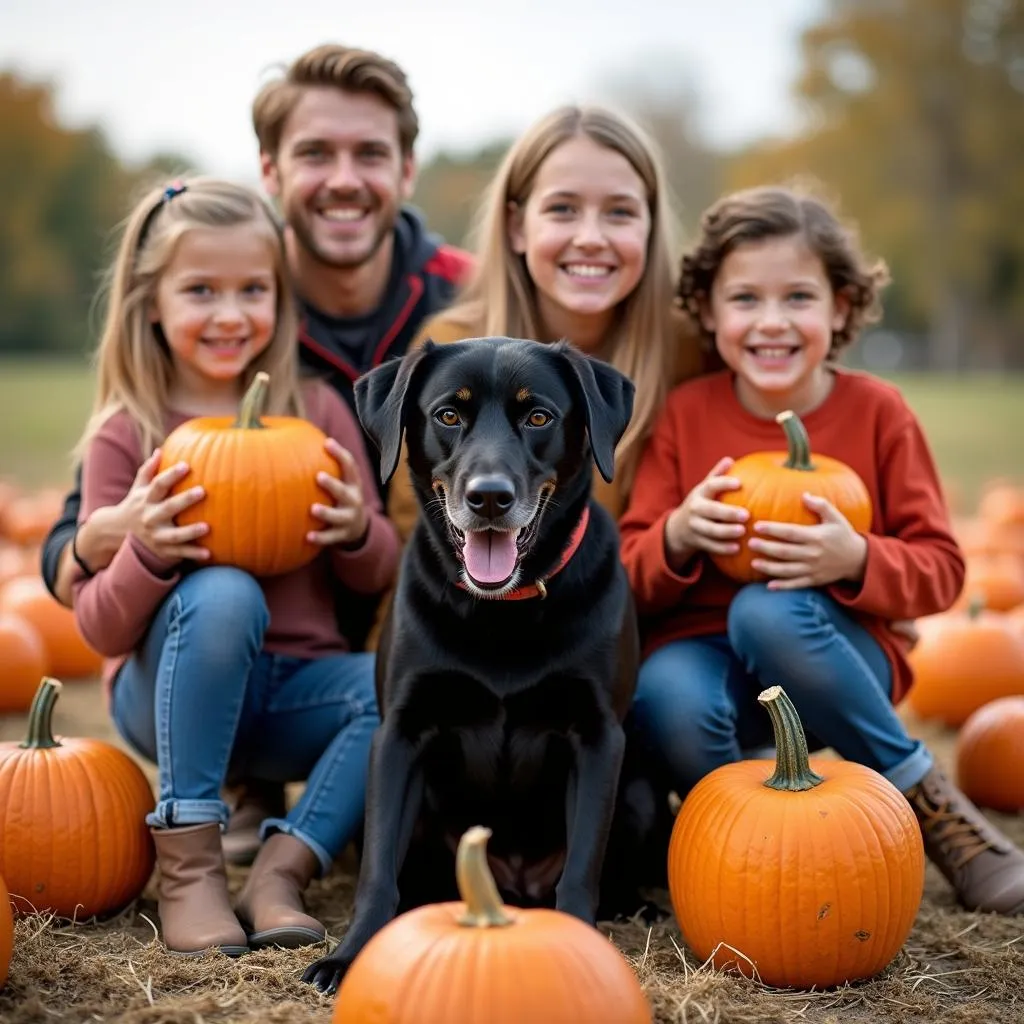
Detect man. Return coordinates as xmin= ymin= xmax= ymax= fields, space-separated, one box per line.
xmin=39 ymin=42 xmax=472 ymax=860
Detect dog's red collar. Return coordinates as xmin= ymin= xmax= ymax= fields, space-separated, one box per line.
xmin=457 ymin=506 xmax=590 ymax=601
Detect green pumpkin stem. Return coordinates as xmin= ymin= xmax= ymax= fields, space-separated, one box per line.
xmin=455 ymin=826 xmax=516 ymax=928
xmin=777 ymin=410 xmax=815 ymax=471
xmin=967 ymin=594 xmax=986 ymax=619
xmin=21 ymin=677 xmax=63 ymax=750
xmin=234 ymin=371 xmax=270 ymax=430
xmin=758 ymin=685 xmax=824 ymax=792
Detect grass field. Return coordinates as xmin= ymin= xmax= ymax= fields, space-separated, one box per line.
xmin=1 ymin=358 xmax=1020 ymax=507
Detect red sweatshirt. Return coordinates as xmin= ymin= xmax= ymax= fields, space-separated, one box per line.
xmin=72 ymin=379 xmax=399 ymax=700
xmin=619 ymin=368 xmax=965 ymax=705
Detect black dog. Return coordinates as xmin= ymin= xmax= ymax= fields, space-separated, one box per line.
xmin=304 ymin=336 xmax=644 ymax=994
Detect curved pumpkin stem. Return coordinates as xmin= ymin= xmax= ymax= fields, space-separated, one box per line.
xmin=777 ymin=410 xmax=815 ymax=472
xmin=234 ymin=371 xmax=270 ymax=430
xmin=455 ymin=826 xmax=516 ymax=928
xmin=758 ymin=685 xmax=824 ymax=792
xmin=967 ymin=594 xmax=986 ymax=619
xmin=21 ymin=677 xmax=63 ymax=750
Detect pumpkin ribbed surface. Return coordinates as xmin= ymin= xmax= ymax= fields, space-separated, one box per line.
xmin=159 ymin=372 xmax=341 ymax=578
xmin=668 ymin=687 xmax=923 ymax=990
xmin=0 ymin=680 xmax=155 ymax=919
xmin=334 ymin=827 xmax=650 ymax=1023
xmin=956 ymin=696 xmax=1024 ymax=812
xmin=712 ymin=410 xmax=872 ymax=583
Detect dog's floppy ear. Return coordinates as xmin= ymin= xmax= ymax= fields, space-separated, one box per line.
xmin=354 ymin=340 xmax=438 ymax=485
xmin=556 ymin=344 xmax=636 ymax=483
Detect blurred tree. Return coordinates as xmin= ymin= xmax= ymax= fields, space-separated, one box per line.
xmin=0 ymin=72 xmax=198 ymax=357
xmin=412 ymin=141 xmax=510 ymax=250
xmin=726 ymin=0 xmax=1024 ymax=370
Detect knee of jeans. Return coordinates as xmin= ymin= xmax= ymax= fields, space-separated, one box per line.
xmin=173 ymin=566 xmax=269 ymax=636
xmin=727 ymin=583 xmax=823 ymax=659
xmin=634 ymin=662 xmax=727 ymax=757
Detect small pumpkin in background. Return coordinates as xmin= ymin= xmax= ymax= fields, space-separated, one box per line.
xmin=954 ymin=555 xmax=1024 ymax=613
xmin=906 ymin=599 xmax=1024 ymax=727
xmin=0 ymin=614 xmax=47 ymax=713
xmin=668 ymin=686 xmax=924 ymax=990
xmin=956 ymin=696 xmax=1024 ymax=813
xmin=977 ymin=481 xmax=1024 ymax=528
xmin=334 ymin=825 xmax=651 ymax=1023
xmin=159 ymin=371 xmax=341 ymax=578
xmin=712 ymin=410 xmax=873 ymax=583
xmin=0 ymin=678 xmax=155 ymax=919
xmin=0 ymin=576 xmax=101 ymax=679
xmin=0 ymin=872 xmax=11 ymax=990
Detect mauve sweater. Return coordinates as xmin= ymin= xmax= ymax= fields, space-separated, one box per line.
xmin=71 ymin=380 xmax=399 ymax=699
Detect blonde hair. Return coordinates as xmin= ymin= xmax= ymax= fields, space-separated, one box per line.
xmin=441 ymin=105 xmax=680 ymax=493
xmin=76 ymin=176 xmax=302 ymax=458
xmin=253 ymin=44 xmax=418 ymax=158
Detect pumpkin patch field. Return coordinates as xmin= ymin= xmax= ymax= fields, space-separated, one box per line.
xmin=0 ymin=360 xmax=1022 ymax=1023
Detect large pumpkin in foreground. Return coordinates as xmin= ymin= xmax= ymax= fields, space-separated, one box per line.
xmin=712 ymin=410 xmax=872 ymax=582
xmin=0 ymin=678 xmax=155 ymax=919
xmin=668 ymin=686 xmax=924 ymax=990
xmin=159 ymin=371 xmax=341 ymax=577
xmin=333 ymin=826 xmax=651 ymax=1023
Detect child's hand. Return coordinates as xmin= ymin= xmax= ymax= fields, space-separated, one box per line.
xmin=128 ymin=449 xmax=210 ymax=563
xmin=664 ymin=456 xmax=748 ymax=567
xmin=309 ymin=439 xmax=369 ymax=549
xmin=748 ymin=492 xmax=867 ymax=589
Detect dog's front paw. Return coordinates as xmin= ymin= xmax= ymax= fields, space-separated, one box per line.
xmin=302 ymin=950 xmax=353 ymax=995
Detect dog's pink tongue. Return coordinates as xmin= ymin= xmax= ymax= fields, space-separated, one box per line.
xmin=463 ymin=530 xmax=518 ymax=584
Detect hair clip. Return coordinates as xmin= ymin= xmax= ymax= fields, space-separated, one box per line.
xmin=162 ymin=181 xmax=188 ymax=202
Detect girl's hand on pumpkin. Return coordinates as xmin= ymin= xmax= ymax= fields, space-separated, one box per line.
xmin=748 ymin=492 xmax=868 ymax=589
xmin=129 ymin=449 xmax=211 ymax=563
xmin=309 ymin=440 xmax=370 ymax=549
xmin=664 ymin=457 xmax=748 ymax=567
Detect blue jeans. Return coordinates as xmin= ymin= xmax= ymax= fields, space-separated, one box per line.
xmin=633 ymin=584 xmax=932 ymax=797
xmin=111 ymin=566 xmax=379 ymax=875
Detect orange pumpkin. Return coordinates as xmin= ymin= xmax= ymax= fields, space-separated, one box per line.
xmin=0 ymin=872 xmax=11 ymax=990
xmin=159 ymin=371 xmax=341 ymax=577
xmin=712 ymin=410 xmax=872 ymax=582
xmin=0 ymin=614 xmax=47 ymax=713
xmin=906 ymin=600 xmax=1024 ymax=727
xmin=955 ymin=696 xmax=1024 ymax=813
xmin=335 ymin=826 xmax=651 ymax=1023
xmin=0 ymin=678 xmax=156 ymax=919
xmin=954 ymin=555 xmax=1024 ymax=613
xmin=668 ymin=686 xmax=924 ymax=990
xmin=978 ymin=481 xmax=1024 ymax=528
xmin=0 ymin=575 xmax=102 ymax=679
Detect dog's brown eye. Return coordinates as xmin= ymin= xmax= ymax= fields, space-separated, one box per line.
xmin=436 ymin=408 xmax=461 ymax=427
xmin=527 ymin=409 xmax=552 ymax=428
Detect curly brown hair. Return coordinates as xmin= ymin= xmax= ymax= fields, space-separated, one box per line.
xmin=676 ymin=184 xmax=891 ymax=356
xmin=252 ymin=44 xmax=418 ymax=159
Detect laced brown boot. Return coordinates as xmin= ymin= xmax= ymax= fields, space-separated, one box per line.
xmin=221 ymin=779 xmax=287 ymax=866
xmin=151 ymin=823 xmax=249 ymax=956
xmin=234 ymin=832 xmax=326 ymax=949
xmin=904 ymin=767 xmax=1024 ymax=915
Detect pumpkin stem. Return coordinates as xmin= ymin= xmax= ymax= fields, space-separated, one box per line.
xmin=20 ymin=677 xmax=63 ymax=750
xmin=455 ymin=826 xmax=516 ymax=928
xmin=777 ymin=410 xmax=815 ymax=471
xmin=234 ymin=371 xmax=270 ymax=430
xmin=758 ymin=685 xmax=824 ymax=792
xmin=967 ymin=594 xmax=986 ymax=619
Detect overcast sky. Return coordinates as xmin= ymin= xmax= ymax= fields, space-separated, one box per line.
xmin=2 ymin=0 xmax=823 ymax=183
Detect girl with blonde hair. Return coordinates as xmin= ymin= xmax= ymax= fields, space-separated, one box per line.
xmin=71 ymin=176 xmax=398 ymax=957
xmin=386 ymin=104 xmax=708 ymax=537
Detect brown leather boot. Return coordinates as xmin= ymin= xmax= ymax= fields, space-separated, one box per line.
xmin=234 ymin=832 xmax=326 ymax=948
xmin=221 ymin=779 xmax=287 ymax=866
xmin=150 ymin=823 xmax=249 ymax=956
xmin=904 ymin=767 xmax=1024 ymax=914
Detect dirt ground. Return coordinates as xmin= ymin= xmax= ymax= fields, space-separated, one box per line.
xmin=1 ymin=679 xmax=1022 ymax=1024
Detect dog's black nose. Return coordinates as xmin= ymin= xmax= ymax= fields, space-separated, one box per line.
xmin=465 ymin=475 xmax=516 ymax=519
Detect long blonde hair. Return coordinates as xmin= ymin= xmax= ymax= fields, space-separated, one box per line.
xmin=76 ymin=176 xmax=302 ymax=458
xmin=444 ymin=105 xmax=680 ymax=493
